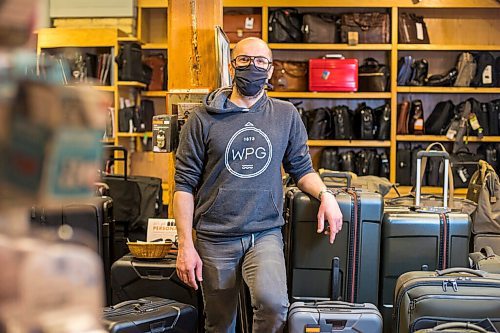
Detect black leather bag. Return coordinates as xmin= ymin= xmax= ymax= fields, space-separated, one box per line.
xmin=319 ymin=148 xmax=340 ymax=170
xmin=115 ymin=42 xmax=144 ymax=82
xmin=478 ymin=144 xmax=497 ymax=171
xmin=398 ymin=13 xmax=430 ymax=44
xmin=358 ymin=58 xmax=390 ymax=92
xmin=332 ymin=106 xmax=353 ymax=140
xmin=340 ymin=151 xmax=356 ymax=173
xmin=491 ymin=99 xmax=500 ymax=136
xmin=396 ymin=146 xmax=412 ymax=186
xmin=379 ymin=151 xmax=390 ymax=179
xmin=477 ymin=102 xmax=491 ymax=136
xmin=397 ymin=55 xmax=414 ymax=86
xmin=375 ymin=103 xmax=391 ymax=140
xmin=308 ymin=107 xmax=333 ymax=140
xmin=354 ymin=103 xmax=374 ymax=140
xmin=471 ymin=52 xmax=495 ymax=87
xmin=302 ymin=13 xmax=337 ymax=43
xmin=268 ymin=9 xmax=302 ymax=43
xmin=340 ymin=12 xmax=390 ymax=44
xmin=118 ymin=107 xmax=136 ymax=133
xmin=140 ymin=99 xmax=155 ymax=132
xmin=425 ymin=68 xmax=458 ymax=87
xmin=425 ymin=100 xmax=455 ymax=135
xmin=451 ymin=148 xmax=482 ymax=188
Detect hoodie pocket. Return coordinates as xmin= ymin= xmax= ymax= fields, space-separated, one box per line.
xmin=198 ymin=188 xmax=280 ymax=234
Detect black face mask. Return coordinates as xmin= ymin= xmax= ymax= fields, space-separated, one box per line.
xmin=233 ymin=65 xmax=269 ymax=97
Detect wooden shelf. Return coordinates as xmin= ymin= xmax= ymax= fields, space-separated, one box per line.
xmin=397 ymin=135 xmax=500 ymax=142
xmin=269 ymin=43 xmax=392 ymax=51
xmin=117 ymin=132 xmax=153 ymax=138
xmin=37 ymin=28 xmax=127 ymax=48
xmin=118 ymin=36 xmax=139 ymax=42
xmin=398 ymin=44 xmax=500 ymax=51
xmin=143 ymin=43 xmax=168 ymax=50
xmin=66 ymin=85 xmax=115 ymax=92
xmin=117 ymin=81 xmax=147 ymax=89
xmin=397 ymin=87 xmax=500 ymax=94
xmin=139 ymin=0 xmax=168 ymax=8
xmin=101 ymin=138 xmax=115 ymax=143
xmin=308 ymin=140 xmax=391 ymax=147
xmin=224 ymin=0 xmax=396 ymax=7
xmin=268 ymin=91 xmax=391 ymax=99
xmin=142 ymin=90 xmax=168 ymax=97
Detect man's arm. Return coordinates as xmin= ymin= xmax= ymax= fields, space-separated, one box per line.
xmin=297 ymin=172 xmax=343 ymax=244
xmin=173 ymin=191 xmax=202 ymax=290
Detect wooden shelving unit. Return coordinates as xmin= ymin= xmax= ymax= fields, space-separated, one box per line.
xmin=268 ymin=92 xmax=392 ymax=99
xmin=398 ymin=44 xmax=499 ymax=51
xmin=397 ymin=87 xmax=500 ymax=94
xmin=117 ymin=81 xmax=147 ymax=89
xmin=269 ymin=43 xmax=392 ymax=51
xmin=143 ymin=43 xmax=169 ymax=49
xmin=308 ymin=140 xmax=391 ymax=147
xmin=116 ymin=132 xmax=153 ymax=138
xmin=142 ymin=90 xmax=168 ymax=97
xmin=397 ymin=135 xmax=500 ymax=143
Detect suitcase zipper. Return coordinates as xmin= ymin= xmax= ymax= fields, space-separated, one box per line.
xmin=395 ymin=280 xmax=500 ymax=332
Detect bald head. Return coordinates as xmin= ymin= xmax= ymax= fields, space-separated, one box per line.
xmin=231 ymin=37 xmax=273 ymax=61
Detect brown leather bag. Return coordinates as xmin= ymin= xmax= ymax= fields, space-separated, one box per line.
xmin=397 ymin=100 xmax=410 ymax=134
xmin=302 ymin=13 xmax=337 ymax=43
xmin=340 ymin=12 xmax=390 ymax=44
xmin=223 ymin=14 xmax=262 ymax=43
xmin=270 ymin=60 xmax=308 ymax=92
xmin=398 ymin=13 xmax=430 ymax=44
xmin=143 ymin=54 xmax=167 ymax=91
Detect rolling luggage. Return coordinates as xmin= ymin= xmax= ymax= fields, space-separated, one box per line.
xmin=288 ymin=301 xmax=382 ymax=333
xmin=474 ymin=234 xmax=500 ymax=254
xmin=30 ymin=196 xmax=114 ymax=305
xmin=393 ymin=268 xmax=500 ymax=333
xmin=414 ymin=321 xmax=499 ymax=333
xmin=284 ymin=173 xmax=383 ymax=305
xmin=309 ymin=57 xmax=358 ymax=92
xmin=381 ymin=150 xmax=471 ymax=333
xmin=102 ymin=296 xmax=197 ymax=333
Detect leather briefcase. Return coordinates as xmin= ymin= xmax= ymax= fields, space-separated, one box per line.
xmin=270 ymin=60 xmax=308 ymax=92
xmin=340 ymin=12 xmax=390 ymax=44
xmin=399 ymin=12 xmax=430 ymax=44
xmin=223 ymin=14 xmax=262 ymax=43
xmin=302 ymin=13 xmax=337 ymax=43
xmin=358 ymin=57 xmax=389 ymax=92
xmin=309 ymin=57 xmax=358 ymax=92
xmin=143 ymin=54 xmax=167 ymax=91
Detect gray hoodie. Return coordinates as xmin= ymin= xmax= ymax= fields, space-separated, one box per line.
xmin=174 ymin=87 xmax=314 ymax=239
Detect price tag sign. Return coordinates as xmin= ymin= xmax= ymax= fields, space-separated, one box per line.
xmin=147 ymin=218 xmax=178 ymax=243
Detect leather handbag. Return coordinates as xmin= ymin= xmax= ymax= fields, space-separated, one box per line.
xmin=409 ymin=99 xmax=424 ymax=134
xmin=398 ymin=12 xmax=430 ymax=44
xmin=340 ymin=12 xmax=390 ymax=44
xmin=308 ymin=107 xmax=333 ymax=140
xmin=375 ymin=103 xmax=391 ymax=140
xmin=354 ymin=103 xmax=374 ymax=139
xmin=358 ymin=57 xmax=389 ymax=92
xmin=268 ymin=8 xmax=302 ymax=43
xmin=467 ymin=160 xmax=500 ymax=234
xmin=425 ymin=100 xmax=455 ymax=135
xmin=425 ymin=68 xmax=458 ymax=87
xmin=319 ymin=148 xmax=340 ymax=170
xmin=332 ymin=105 xmax=353 ymax=140
xmin=340 ymin=151 xmax=356 ymax=173
xmin=115 ymin=42 xmax=144 ymax=82
xmin=397 ymin=100 xmax=410 ymax=134
xmin=223 ymin=13 xmax=262 ymax=43
xmin=143 ymin=54 xmax=167 ymax=91
xmin=270 ymin=60 xmax=308 ymax=92
xmin=451 ymin=147 xmax=481 ymax=188
xmin=302 ymin=13 xmax=337 ymax=43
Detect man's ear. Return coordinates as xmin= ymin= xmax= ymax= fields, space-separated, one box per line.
xmin=267 ymin=65 xmax=274 ymax=80
xmin=229 ymin=62 xmax=235 ymax=80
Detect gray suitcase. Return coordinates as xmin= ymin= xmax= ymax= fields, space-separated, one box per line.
xmin=284 ymin=182 xmax=383 ymax=305
xmin=380 ymin=150 xmax=471 ymax=333
xmin=474 ymin=234 xmax=500 ymax=253
xmin=288 ymin=301 xmax=382 ymax=333
xmin=470 ymin=246 xmax=500 ymax=273
xmin=393 ymin=268 xmax=500 ymax=333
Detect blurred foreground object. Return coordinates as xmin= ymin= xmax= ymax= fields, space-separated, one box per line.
xmin=0 ymin=230 xmax=106 ymax=333
xmin=0 ymin=0 xmax=37 ymax=48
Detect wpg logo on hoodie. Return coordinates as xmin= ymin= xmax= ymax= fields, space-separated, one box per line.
xmin=224 ymin=122 xmax=273 ymax=179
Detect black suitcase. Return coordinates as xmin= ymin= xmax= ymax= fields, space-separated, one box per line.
xmin=31 ymin=196 xmax=115 ymax=305
xmin=102 ymin=296 xmax=197 ymax=333
xmin=380 ymin=150 xmax=471 ymax=333
xmin=284 ymin=181 xmax=383 ymax=305
xmin=397 ymin=147 xmax=412 ymax=186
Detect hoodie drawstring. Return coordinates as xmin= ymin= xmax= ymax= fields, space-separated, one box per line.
xmin=251 ymin=234 xmax=255 ymax=248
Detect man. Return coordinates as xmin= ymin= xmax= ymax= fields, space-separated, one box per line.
xmin=174 ymin=37 xmax=343 ymax=333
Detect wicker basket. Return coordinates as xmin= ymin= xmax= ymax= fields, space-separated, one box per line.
xmin=127 ymin=241 xmax=172 ymax=259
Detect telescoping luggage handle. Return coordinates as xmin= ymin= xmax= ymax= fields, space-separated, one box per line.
xmin=331 ymin=257 xmax=341 ymax=301
xmin=415 ymin=150 xmax=450 ymax=211
xmin=430 ymin=323 xmax=489 ymax=333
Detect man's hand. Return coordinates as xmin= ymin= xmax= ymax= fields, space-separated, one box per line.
xmin=176 ymin=244 xmax=203 ymax=290
xmin=316 ymin=192 xmax=343 ymax=244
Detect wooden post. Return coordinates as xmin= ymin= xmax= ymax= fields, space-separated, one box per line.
xmin=166 ymin=0 xmax=223 ymax=216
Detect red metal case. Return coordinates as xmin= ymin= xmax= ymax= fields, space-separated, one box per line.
xmin=309 ymin=58 xmax=359 ymax=92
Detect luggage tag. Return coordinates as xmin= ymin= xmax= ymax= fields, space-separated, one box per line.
xmin=483 ymin=65 xmax=493 ymax=85
xmin=348 ymin=31 xmax=358 ymax=45
xmin=416 ymin=22 xmax=424 ymax=41
xmin=446 ymin=120 xmax=459 ymax=140
xmin=458 ymin=167 xmax=468 ymax=183
xmin=245 ymin=17 xmax=254 ymax=30
xmin=469 ymin=113 xmax=480 ymax=130
xmin=413 ymin=118 xmax=424 ymax=132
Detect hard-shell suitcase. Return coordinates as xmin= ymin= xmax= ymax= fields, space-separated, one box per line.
xmin=284 ymin=177 xmax=383 ymax=305
xmin=111 ymin=254 xmax=200 ymax=308
xmin=381 ymin=150 xmax=471 ymax=333
xmin=288 ymin=301 xmax=383 ymax=333
xmin=474 ymin=234 xmax=500 ymax=254
xmin=470 ymin=246 xmax=500 ymax=273
xmin=414 ymin=321 xmax=499 ymax=333
xmin=393 ymin=268 xmax=500 ymax=333
xmin=102 ymin=296 xmax=197 ymax=333
xmin=31 ymin=196 xmax=115 ymax=305
xmin=309 ymin=57 xmax=358 ymax=92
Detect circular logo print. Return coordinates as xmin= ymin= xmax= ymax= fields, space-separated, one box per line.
xmin=224 ymin=125 xmax=272 ymax=179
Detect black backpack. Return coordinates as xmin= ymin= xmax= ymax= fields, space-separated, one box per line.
xmin=471 ymin=52 xmax=495 ymax=87
xmin=308 ymin=107 xmax=333 ymax=140
xmin=332 ymin=106 xmax=353 ymax=140
xmin=374 ymin=103 xmax=391 ymax=140
xmin=354 ymin=103 xmax=374 ymax=140
xmin=425 ymin=100 xmax=455 ymax=135
xmin=495 ymin=56 xmax=500 ymax=87
xmin=268 ymin=9 xmax=303 ymax=43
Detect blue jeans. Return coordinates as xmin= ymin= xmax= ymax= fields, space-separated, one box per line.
xmin=195 ymin=228 xmax=289 ymax=333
